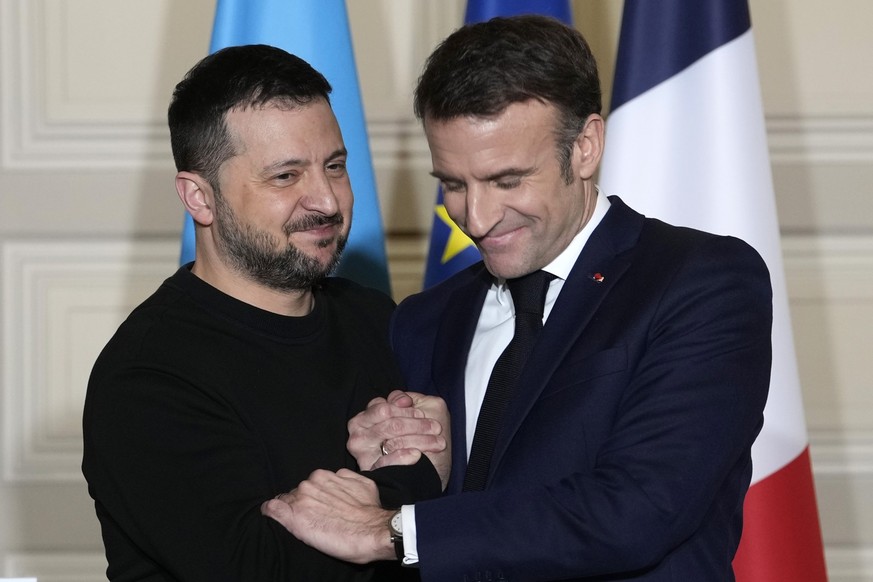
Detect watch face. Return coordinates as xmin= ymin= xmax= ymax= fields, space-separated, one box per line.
xmin=390 ymin=511 xmax=403 ymax=536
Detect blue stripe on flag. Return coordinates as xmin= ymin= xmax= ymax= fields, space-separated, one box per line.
xmin=180 ymin=0 xmax=391 ymax=295
xmin=464 ymin=0 xmax=571 ymax=23
xmin=610 ymin=0 xmax=750 ymax=110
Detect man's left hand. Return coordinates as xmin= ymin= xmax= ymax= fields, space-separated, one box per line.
xmin=261 ymin=469 xmax=395 ymax=564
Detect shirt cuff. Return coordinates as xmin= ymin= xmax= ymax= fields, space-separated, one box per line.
xmin=400 ymin=504 xmax=419 ymax=565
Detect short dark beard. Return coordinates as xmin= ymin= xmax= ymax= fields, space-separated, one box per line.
xmin=213 ymin=192 xmax=346 ymax=291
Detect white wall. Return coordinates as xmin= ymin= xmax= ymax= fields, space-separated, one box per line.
xmin=1 ymin=1 xmax=870 ymax=579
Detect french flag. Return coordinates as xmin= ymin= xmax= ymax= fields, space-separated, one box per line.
xmin=599 ymin=1 xmax=828 ymax=580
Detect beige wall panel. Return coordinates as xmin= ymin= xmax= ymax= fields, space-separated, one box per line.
xmin=4 ymin=552 xmax=106 ymax=581
xmin=1 ymin=0 xmax=213 ymax=169
xmin=751 ymin=0 xmax=873 ymax=117
xmin=788 ymin=239 xmax=873 ymax=433
xmin=772 ymin=162 xmax=873 ymax=234
xmin=2 ymin=241 xmax=177 ymax=481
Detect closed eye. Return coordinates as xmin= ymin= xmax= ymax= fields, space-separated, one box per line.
xmin=441 ymin=181 xmax=465 ymax=193
xmin=495 ymin=178 xmax=521 ymax=190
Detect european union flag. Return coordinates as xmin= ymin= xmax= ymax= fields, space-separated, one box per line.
xmin=421 ymin=0 xmax=573 ymax=289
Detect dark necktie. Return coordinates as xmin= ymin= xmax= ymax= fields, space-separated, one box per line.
xmin=463 ymin=270 xmax=554 ymax=492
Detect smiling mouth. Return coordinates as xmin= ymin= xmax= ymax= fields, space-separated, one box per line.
xmin=477 ymin=226 xmax=525 ymax=249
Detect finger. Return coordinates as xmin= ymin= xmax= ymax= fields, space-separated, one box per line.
xmin=315 ymin=469 xmax=379 ymax=505
xmin=350 ymin=416 xmax=441 ymax=452
xmin=365 ymin=396 xmax=388 ymax=409
xmin=386 ymin=390 xmax=414 ymax=408
xmin=407 ymin=393 xmax=449 ymax=418
xmin=366 ymin=401 xmax=426 ymax=424
xmin=348 ymin=401 xmax=421 ymax=439
xmin=380 ymin=434 xmax=446 ymax=456
xmin=261 ymin=498 xmax=295 ymax=526
xmin=379 ymin=416 xmax=442 ymax=438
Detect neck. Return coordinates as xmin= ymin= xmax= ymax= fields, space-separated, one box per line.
xmin=190 ymin=258 xmax=315 ymax=317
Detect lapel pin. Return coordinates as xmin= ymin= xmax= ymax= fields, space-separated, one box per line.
xmin=591 ymin=272 xmax=605 ymax=283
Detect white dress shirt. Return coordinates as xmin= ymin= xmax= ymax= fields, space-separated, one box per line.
xmin=400 ymin=189 xmax=611 ymax=565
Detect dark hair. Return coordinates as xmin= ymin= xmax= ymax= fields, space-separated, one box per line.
xmin=168 ymin=44 xmax=332 ymax=191
xmin=414 ymin=15 xmax=601 ymax=182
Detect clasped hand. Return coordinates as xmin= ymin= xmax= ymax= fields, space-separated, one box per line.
xmin=261 ymin=390 xmax=450 ymax=562
xmin=348 ymin=389 xmax=451 ymax=489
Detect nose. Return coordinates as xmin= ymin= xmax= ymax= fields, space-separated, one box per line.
xmin=301 ymin=170 xmax=341 ymax=216
xmin=464 ymin=184 xmax=501 ymax=239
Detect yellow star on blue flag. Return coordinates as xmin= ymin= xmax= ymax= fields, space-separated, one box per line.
xmin=423 ymin=188 xmax=482 ymax=288
xmin=434 ymin=204 xmax=476 ymax=264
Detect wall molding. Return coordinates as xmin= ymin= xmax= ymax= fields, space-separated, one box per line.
xmin=824 ymin=546 xmax=873 ymax=582
xmin=783 ymin=234 xmax=873 ymax=476
xmin=767 ymin=115 xmax=873 ymax=164
xmin=3 ymin=552 xmax=106 ymax=582
xmin=0 ymin=0 xmax=175 ymax=169
xmin=2 ymin=239 xmax=178 ymax=481
xmin=809 ymin=430 xmax=873 ymax=476
xmin=2 ymin=0 xmax=871 ymax=170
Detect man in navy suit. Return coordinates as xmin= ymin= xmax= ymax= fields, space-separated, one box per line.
xmin=263 ymin=15 xmax=772 ymax=581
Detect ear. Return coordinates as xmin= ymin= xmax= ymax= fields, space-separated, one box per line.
xmin=573 ymin=113 xmax=605 ymax=181
xmin=175 ymin=171 xmax=215 ymax=227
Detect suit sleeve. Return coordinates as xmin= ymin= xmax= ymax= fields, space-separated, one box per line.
xmin=410 ymin=236 xmax=773 ymax=581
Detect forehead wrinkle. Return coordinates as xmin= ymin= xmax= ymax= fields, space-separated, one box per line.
xmin=430 ymin=165 xmax=535 ymax=184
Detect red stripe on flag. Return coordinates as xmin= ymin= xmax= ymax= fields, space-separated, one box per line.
xmin=733 ymin=446 xmax=828 ymax=581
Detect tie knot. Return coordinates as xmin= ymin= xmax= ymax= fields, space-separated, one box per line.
xmin=506 ymin=270 xmax=554 ymax=318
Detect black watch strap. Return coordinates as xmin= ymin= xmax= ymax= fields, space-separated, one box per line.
xmin=391 ymin=532 xmax=404 ymax=561
xmin=389 ymin=510 xmax=404 ymax=561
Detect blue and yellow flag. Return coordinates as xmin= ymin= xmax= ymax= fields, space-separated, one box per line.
xmin=180 ymin=0 xmax=391 ymax=295
xmin=421 ymin=0 xmax=573 ymax=289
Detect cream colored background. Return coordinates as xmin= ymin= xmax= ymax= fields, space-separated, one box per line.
xmin=1 ymin=0 xmax=871 ymax=580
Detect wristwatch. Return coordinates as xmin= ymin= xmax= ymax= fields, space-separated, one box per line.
xmin=389 ymin=510 xmax=404 ymax=561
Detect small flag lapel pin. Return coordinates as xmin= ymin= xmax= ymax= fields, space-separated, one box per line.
xmin=591 ymin=272 xmax=605 ymax=283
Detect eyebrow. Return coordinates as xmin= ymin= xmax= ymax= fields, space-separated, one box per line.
xmin=430 ymin=166 xmax=535 ymax=183
xmin=262 ymin=147 xmax=348 ymax=175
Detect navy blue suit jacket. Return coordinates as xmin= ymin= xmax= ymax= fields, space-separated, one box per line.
xmin=390 ymin=197 xmax=772 ymax=581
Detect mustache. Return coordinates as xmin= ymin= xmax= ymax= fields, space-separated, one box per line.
xmin=284 ymin=213 xmax=344 ymax=235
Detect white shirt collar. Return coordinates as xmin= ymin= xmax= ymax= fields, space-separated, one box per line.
xmin=542 ymin=186 xmax=611 ymax=281
xmin=495 ymin=187 xmax=611 ymax=304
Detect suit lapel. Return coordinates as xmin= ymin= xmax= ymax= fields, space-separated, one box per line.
xmin=488 ymin=197 xmax=645 ymax=479
xmin=431 ymin=265 xmax=491 ymax=494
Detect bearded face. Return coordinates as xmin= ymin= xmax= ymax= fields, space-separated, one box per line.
xmin=213 ymin=190 xmax=347 ymax=291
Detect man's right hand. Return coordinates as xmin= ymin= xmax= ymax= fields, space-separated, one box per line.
xmin=348 ymin=390 xmax=451 ymax=490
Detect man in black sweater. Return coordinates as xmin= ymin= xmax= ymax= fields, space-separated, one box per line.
xmin=82 ymin=45 xmax=446 ymax=581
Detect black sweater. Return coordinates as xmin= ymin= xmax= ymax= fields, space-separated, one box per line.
xmin=83 ymin=266 xmax=426 ymax=581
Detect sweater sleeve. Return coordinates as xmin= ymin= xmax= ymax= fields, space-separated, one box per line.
xmin=83 ymin=365 xmax=375 ymax=582
xmin=365 ymin=456 xmax=443 ymax=509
